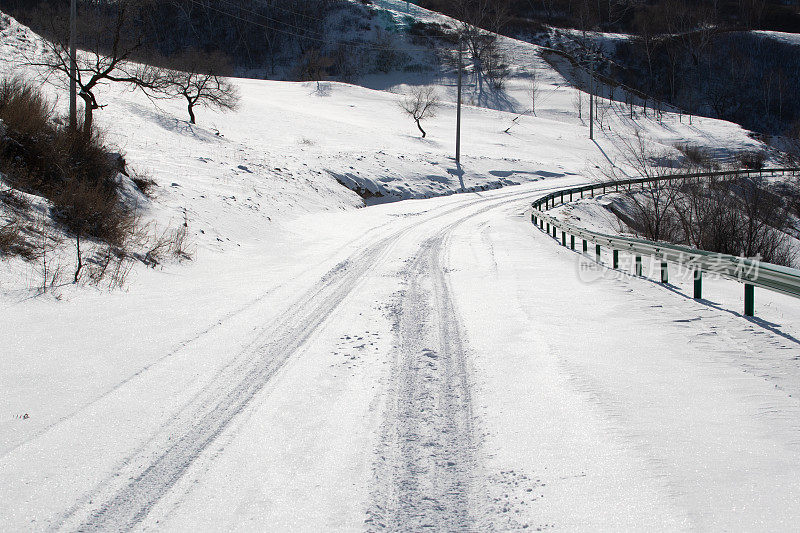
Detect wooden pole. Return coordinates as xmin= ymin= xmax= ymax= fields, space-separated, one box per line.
xmin=456 ymin=37 xmax=462 ymax=166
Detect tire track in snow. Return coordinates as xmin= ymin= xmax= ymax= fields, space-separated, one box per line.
xmin=58 ymin=239 xmax=402 ymax=532
xmin=53 ymin=186 xmax=558 ymax=531
xmin=365 ymin=212 xmax=510 ymax=530
xmin=0 ymin=216 xmax=405 ymax=461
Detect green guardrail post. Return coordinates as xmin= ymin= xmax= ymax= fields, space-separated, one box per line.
xmin=570 ymin=191 xmax=573 ymax=202
xmin=661 ymin=261 xmax=668 ymax=283
xmin=744 ymin=283 xmax=755 ymax=317
xmin=583 ymin=239 xmax=588 ymax=253
xmin=540 ymin=219 xmax=544 ymax=230
xmin=694 ymin=269 xmax=702 ymax=299
xmin=613 ymin=249 xmax=619 ymax=269
xmin=561 ymin=231 xmax=567 ymax=246
xmin=635 ymin=256 xmax=642 ymax=276
xmin=532 ymin=214 xmax=536 ymax=225
xmin=546 ymin=222 xmax=550 ymax=234
xmin=560 ymin=192 xmax=564 ymax=204
xmin=570 ymin=235 xmax=575 ymax=250
xmin=552 ymin=226 xmax=557 ymax=238
xmin=595 ymin=244 xmax=601 ymax=263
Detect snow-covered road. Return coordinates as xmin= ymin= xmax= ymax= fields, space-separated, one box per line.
xmin=3 ymin=179 xmax=800 ymax=531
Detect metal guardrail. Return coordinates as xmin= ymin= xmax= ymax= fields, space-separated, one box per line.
xmin=531 ymin=168 xmax=800 ymax=316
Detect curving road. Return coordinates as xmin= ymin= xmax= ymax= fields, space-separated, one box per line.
xmin=3 ymin=179 xmax=800 ymax=531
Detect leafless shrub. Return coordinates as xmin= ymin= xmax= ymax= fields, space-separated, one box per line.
xmin=331 ymin=43 xmax=367 ymax=83
xmin=51 ymin=176 xmax=136 ymax=248
xmin=483 ymin=49 xmax=510 ymax=91
xmin=738 ymin=150 xmax=767 ymax=169
xmin=596 ymin=98 xmax=610 ymax=130
xmin=0 ymin=187 xmax=30 ymax=214
xmin=602 ymin=132 xmax=694 ymax=242
xmin=130 ymin=171 xmax=157 ymax=198
xmin=674 ymin=143 xmax=715 ymax=170
xmin=33 ymin=220 xmax=64 ymax=294
xmin=0 ymin=221 xmax=37 ymax=260
xmin=0 ymin=77 xmax=52 ymax=138
xmin=142 ymin=218 xmax=192 ymax=267
xmin=454 ymin=0 xmax=512 ymax=94
xmin=85 ymin=245 xmax=132 ymax=289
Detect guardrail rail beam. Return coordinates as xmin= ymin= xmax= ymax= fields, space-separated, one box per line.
xmin=529 ymin=168 xmax=800 ymax=320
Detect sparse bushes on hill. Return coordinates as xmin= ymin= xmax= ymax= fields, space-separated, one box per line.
xmin=674 ymin=144 xmax=716 ymax=171
xmin=0 ymin=77 xmax=190 ymax=289
xmin=609 ymin=176 xmax=796 ymax=266
xmin=739 ymin=150 xmax=767 ymax=170
xmin=0 ymin=78 xmax=131 ymax=246
xmin=0 ymin=220 xmax=36 ymax=259
xmin=602 ymin=132 xmax=796 ymax=266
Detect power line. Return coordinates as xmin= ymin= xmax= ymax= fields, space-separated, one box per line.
xmin=230 ymin=0 xmax=318 ymax=22
xmin=188 ymin=0 xmax=442 ymax=54
xmin=213 ymin=0 xmax=338 ymax=40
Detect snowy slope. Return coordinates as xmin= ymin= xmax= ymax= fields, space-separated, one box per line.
xmin=0 ymin=5 xmax=765 ymax=294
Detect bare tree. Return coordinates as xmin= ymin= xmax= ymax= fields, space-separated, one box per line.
xmin=26 ymin=0 xmax=164 ymax=134
xmin=293 ymin=49 xmax=334 ymax=82
xmin=573 ymin=88 xmax=583 ymax=121
xmin=162 ymin=50 xmax=239 ymax=124
xmin=602 ymin=130 xmax=680 ymax=241
xmin=632 ymin=7 xmax=659 ymax=89
xmin=739 ymin=0 xmax=767 ymax=28
xmin=399 ymin=86 xmax=440 ymax=138
xmin=529 ymin=62 xmax=539 ymax=115
xmin=596 ymin=96 xmax=609 ymax=130
xmin=452 ymin=0 xmax=511 ymax=96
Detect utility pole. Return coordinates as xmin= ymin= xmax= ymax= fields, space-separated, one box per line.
xmin=69 ymin=0 xmax=77 ymax=131
xmin=589 ymin=57 xmax=594 ymax=141
xmin=455 ymin=37 xmax=462 ymax=167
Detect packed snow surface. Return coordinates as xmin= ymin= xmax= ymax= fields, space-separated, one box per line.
xmin=2 ymin=3 xmax=800 ymax=531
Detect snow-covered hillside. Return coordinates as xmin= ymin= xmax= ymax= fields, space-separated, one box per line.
xmin=0 ymin=2 xmax=768 ymax=291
